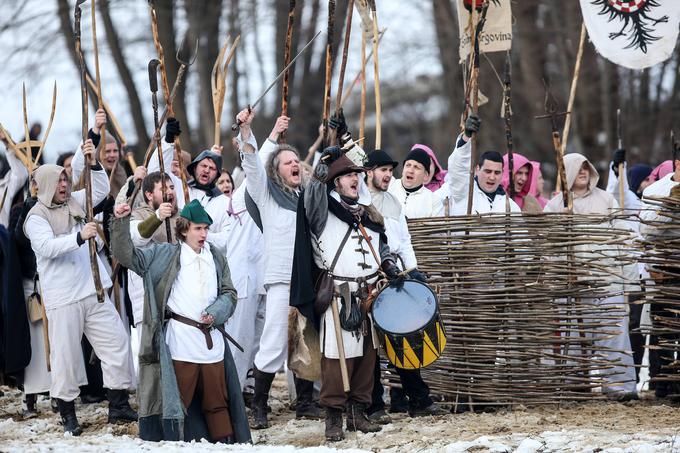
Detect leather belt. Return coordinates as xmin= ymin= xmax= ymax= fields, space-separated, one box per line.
xmin=331 ymin=270 xmax=379 ymax=283
xmin=168 ymin=312 xmax=244 ymax=352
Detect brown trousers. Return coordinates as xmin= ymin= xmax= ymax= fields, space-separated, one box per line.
xmin=172 ymin=360 xmax=233 ymax=440
xmin=320 ymin=336 xmax=376 ymax=410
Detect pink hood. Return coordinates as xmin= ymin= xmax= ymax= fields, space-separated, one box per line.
xmin=412 ymin=144 xmax=447 ymax=191
xmin=651 ymin=160 xmax=673 ymax=181
xmin=530 ymin=161 xmax=548 ymax=208
xmin=501 ymin=152 xmax=533 ymax=209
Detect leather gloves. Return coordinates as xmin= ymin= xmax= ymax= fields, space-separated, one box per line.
xmin=329 ymin=109 xmax=348 ymax=138
xmin=612 ymin=148 xmax=625 ymax=175
xmin=165 ymin=117 xmax=182 ymax=143
xmin=464 ymin=114 xmax=481 ymax=138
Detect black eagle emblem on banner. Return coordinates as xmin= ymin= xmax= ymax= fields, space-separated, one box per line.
xmin=591 ymin=0 xmax=669 ymax=52
xmin=464 ymin=0 xmax=501 ymax=12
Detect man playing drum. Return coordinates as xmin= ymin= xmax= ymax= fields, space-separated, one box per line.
xmin=292 ymin=146 xmax=400 ymax=441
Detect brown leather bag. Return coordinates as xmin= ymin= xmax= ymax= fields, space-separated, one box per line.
xmin=26 ymin=276 xmax=43 ymax=324
xmin=314 ymin=226 xmax=353 ymax=315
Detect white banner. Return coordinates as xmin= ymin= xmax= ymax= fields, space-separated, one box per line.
xmin=580 ymin=0 xmax=680 ymax=69
xmin=456 ymin=0 xmax=512 ymax=64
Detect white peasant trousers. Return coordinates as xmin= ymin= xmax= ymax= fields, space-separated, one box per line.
xmin=47 ymin=294 xmax=135 ymax=401
xmin=253 ymin=283 xmax=290 ymax=374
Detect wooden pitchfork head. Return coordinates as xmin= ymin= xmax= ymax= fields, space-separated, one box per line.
xmin=176 ymin=31 xmax=199 ymax=67
xmin=17 ymin=82 xmax=58 ymax=171
xmin=211 ymin=36 xmax=240 ymax=117
xmin=534 ymin=79 xmax=569 ymax=131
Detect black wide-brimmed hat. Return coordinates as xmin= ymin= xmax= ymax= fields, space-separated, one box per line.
xmin=366 ymin=149 xmax=399 ymax=169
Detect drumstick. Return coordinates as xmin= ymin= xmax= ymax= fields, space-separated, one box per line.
xmin=398 ymin=267 xmax=416 ymax=278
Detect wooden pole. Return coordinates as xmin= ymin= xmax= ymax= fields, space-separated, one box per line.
xmin=339 ymin=28 xmax=385 ymax=109
xmin=370 ymin=0 xmax=381 ymax=149
xmin=280 ymin=0 xmax=296 ymax=144
xmin=334 ymin=0 xmax=354 ymax=114
xmin=466 ymin=2 xmax=490 ymax=216
xmin=150 ymin=1 xmax=192 ymax=204
xmin=561 ymin=23 xmax=586 ymax=155
xmin=91 ymin=0 xmax=106 ymax=153
xmin=75 ymin=0 xmax=105 ymax=304
xmin=558 ymin=23 xmax=586 ymax=193
xmin=331 ymin=298 xmax=350 ymax=392
xmin=322 ymin=0 xmax=336 ymax=146
xmin=616 ymin=109 xmax=625 ymax=209
xmin=359 ymin=31 xmax=367 ymax=140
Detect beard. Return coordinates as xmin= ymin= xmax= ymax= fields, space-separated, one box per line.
xmin=372 ymin=174 xmax=389 ymax=191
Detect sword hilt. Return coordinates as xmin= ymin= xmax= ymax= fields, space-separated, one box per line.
xmin=231 ymin=105 xmax=252 ymax=132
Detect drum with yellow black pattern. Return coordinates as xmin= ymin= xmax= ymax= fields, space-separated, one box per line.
xmin=371 ymin=279 xmax=446 ymax=369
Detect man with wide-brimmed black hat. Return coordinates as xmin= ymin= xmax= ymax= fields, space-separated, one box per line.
xmin=291 ymin=146 xmax=403 ymax=441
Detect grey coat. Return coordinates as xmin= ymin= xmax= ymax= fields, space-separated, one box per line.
xmin=111 ymin=216 xmax=251 ymax=443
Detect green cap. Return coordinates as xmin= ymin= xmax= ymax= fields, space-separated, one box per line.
xmin=180 ymin=199 xmax=213 ymax=225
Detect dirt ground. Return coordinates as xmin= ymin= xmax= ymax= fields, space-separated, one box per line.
xmin=1 ymin=375 xmax=679 ymax=452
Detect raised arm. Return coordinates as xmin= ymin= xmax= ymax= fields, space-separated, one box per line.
xmin=70 ymin=139 xmax=110 ymax=209
xmin=110 ymin=204 xmax=159 ymax=276
xmin=449 ymin=116 xmax=481 ymax=205
xmin=449 ymin=135 xmax=471 ymax=204
xmin=235 ymin=108 xmax=270 ymax=206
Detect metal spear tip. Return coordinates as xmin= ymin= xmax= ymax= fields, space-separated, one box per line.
xmin=503 ymin=52 xmax=512 ymax=85
xmin=177 ymin=31 xmax=199 ymax=66
xmin=148 ymin=59 xmax=160 ymax=92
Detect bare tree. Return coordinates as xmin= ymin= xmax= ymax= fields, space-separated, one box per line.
xmin=99 ymin=0 xmax=149 ymax=148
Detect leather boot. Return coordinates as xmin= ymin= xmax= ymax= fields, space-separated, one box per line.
xmin=107 ymin=389 xmax=138 ymax=424
xmin=251 ymin=368 xmax=275 ymax=429
xmin=325 ymin=408 xmax=344 ymax=442
xmin=294 ymin=377 xmax=320 ymax=419
xmin=346 ymin=402 xmax=381 ymax=433
xmin=56 ymin=399 xmax=83 ymax=436
xmin=22 ymin=393 xmax=38 ymax=419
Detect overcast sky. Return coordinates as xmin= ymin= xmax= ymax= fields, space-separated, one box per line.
xmin=0 ymin=0 xmax=442 ymax=163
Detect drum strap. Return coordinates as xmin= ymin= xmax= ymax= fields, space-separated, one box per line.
xmin=329 ymin=226 xmax=354 ymax=274
xmin=357 ymin=223 xmax=383 ymax=268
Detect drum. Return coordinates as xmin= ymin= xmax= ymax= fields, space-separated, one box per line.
xmin=371 ymin=279 xmax=446 ymax=369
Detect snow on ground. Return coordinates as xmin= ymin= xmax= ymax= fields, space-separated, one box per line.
xmin=1 ymin=376 xmax=680 ymax=452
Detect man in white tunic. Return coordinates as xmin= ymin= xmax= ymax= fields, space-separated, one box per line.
xmin=448 ymin=115 xmax=521 ymax=215
xmin=545 ymin=153 xmax=637 ymax=399
xmin=235 ymin=109 xmax=318 ymax=428
xmin=24 ymin=140 xmax=136 ymax=435
xmin=387 ymin=148 xmax=444 ymax=219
